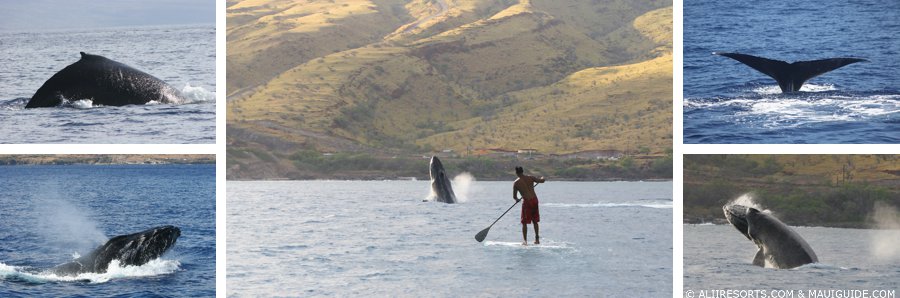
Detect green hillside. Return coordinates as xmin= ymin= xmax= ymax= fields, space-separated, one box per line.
xmin=684 ymin=155 xmax=900 ymax=228
xmin=227 ymin=0 xmax=672 ymax=179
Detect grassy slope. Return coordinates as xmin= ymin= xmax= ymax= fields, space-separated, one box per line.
xmin=227 ymin=0 xmax=673 ymax=178
xmin=422 ymin=6 xmax=672 ymax=153
xmin=226 ymin=0 xmax=410 ymax=95
xmin=683 ymin=155 xmax=900 ymax=226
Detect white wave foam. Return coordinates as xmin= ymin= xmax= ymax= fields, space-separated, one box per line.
xmin=751 ymin=84 xmax=836 ymax=95
xmin=483 ymin=240 xmax=573 ymax=250
xmin=71 ymin=99 xmax=94 ymax=109
xmin=688 ymin=94 xmax=900 ymax=127
xmin=180 ymin=83 xmax=215 ymax=104
xmin=0 ymin=98 xmax=29 ymax=110
xmin=0 ymin=259 xmax=179 ymax=284
xmin=793 ymin=262 xmax=846 ymax=270
xmin=543 ymin=201 xmax=672 ymax=209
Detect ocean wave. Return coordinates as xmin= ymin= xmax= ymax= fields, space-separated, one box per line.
xmin=0 ymin=98 xmax=29 ymax=110
xmin=793 ymin=263 xmax=849 ymax=271
xmin=0 ymin=259 xmax=180 ymax=284
xmin=684 ymin=93 xmax=900 ymax=127
xmin=483 ymin=240 xmax=574 ymax=250
xmin=751 ymin=84 xmax=836 ymax=95
xmin=543 ymin=201 xmax=673 ymax=209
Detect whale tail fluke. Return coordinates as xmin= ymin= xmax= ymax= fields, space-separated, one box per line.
xmin=714 ymin=52 xmax=866 ymax=93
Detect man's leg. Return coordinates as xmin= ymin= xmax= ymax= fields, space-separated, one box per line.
xmin=534 ymin=222 xmax=540 ymax=244
xmin=522 ymin=224 xmax=528 ymax=245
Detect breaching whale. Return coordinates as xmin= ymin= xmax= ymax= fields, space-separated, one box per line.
xmin=49 ymin=225 xmax=181 ymax=275
xmin=714 ymin=52 xmax=866 ymax=93
xmin=429 ymin=156 xmax=457 ymax=203
xmin=26 ymin=52 xmax=186 ymax=108
xmin=723 ymin=205 xmax=817 ymax=269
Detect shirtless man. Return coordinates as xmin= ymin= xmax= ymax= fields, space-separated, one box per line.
xmin=513 ymin=166 xmax=545 ymax=245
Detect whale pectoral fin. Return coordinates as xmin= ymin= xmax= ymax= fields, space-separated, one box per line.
xmin=752 ymin=249 xmax=765 ymax=267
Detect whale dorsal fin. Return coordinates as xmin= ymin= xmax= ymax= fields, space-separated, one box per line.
xmin=714 ymin=52 xmax=866 ymax=93
xmin=79 ymin=52 xmax=104 ymax=61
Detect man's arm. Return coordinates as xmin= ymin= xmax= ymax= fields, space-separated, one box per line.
xmin=513 ymin=186 xmax=520 ymax=202
xmin=533 ymin=176 xmax=546 ymax=183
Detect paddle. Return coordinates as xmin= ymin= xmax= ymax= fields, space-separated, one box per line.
xmin=474 ymin=200 xmax=519 ymax=242
xmin=474 ymin=182 xmax=538 ymax=242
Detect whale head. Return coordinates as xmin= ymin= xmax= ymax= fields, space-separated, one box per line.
xmin=105 ymin=225 xmax=181 ymax=267
xmin=429 ymin=156 xmax=446 ymax=181
xmin=52 ymin=225 xmax=181 ymax=275
xmin=723 ymin=204 xmax=754 ymax=240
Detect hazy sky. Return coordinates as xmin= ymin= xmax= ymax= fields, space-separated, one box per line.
xmin=0 ymin=0 xmax=214 ymax=31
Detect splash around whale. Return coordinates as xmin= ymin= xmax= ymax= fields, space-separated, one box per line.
xmin=49 ymin=225 xmax=181 ymax=276
xmin=26 ymin=52 xmax=187 ymax=108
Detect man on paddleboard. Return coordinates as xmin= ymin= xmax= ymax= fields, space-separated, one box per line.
xmin=513 ymin=166 xmax=545 ymax=245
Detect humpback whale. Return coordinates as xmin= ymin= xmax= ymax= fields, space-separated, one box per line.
xmin=49 ymin=225 xmax=180 ymax=275
xmin=723 ymin=205 xmax=817 ymax=269
xmin=714 ymin=52 xmax=866 ymax=93
xmin=26 ymin=52 xmax=186 ymax=108
xmin=429 ymin=156 xmax=457 ymax=203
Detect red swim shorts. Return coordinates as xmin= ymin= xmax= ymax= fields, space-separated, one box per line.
xmin=521 ymin=197 xmax=540 ymax=224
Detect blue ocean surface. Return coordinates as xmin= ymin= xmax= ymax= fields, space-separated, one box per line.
xmin=683 ymin=0 xmax=900 ymax=144
xmin=0 ymin=25 xmax=215 ymax=143
xmin=228 ymin=180 xmax=673 ymax=297
xmin=684 ymin=224 xmax=900 ymax=292
xmin=0 ymin=164 xmax=215 ymax=297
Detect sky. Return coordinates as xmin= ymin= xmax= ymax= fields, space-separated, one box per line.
xmin=0 ymin=0 xmax=214 ymax=31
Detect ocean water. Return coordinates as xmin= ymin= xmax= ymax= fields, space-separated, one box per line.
xmin=0 ymin=164 xmax=216 ymax=296
xmin=228 ymin=180 xmax=673 ymax=297
xmin=683 ymin=0 xmax=900 ymax=144
xmin=684 ymin=224 xmax=900 ymax=292
xmin=0 ymin=25 xmax=216 ymax=143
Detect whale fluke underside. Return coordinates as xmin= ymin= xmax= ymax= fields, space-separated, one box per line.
xmin=714 ymin=52 xmax=866 ymax=93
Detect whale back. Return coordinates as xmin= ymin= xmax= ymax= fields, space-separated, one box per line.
xmin=26 ymin=52 xmax=185 ymax=108
xmin=715 ymin=52 xmax=865 ymax=93
xmin=50 ymin=225 xmax=181 ymax=275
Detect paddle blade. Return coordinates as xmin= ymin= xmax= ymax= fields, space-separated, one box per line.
xmin=475 ymin=227 xmax=491 ymax=242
